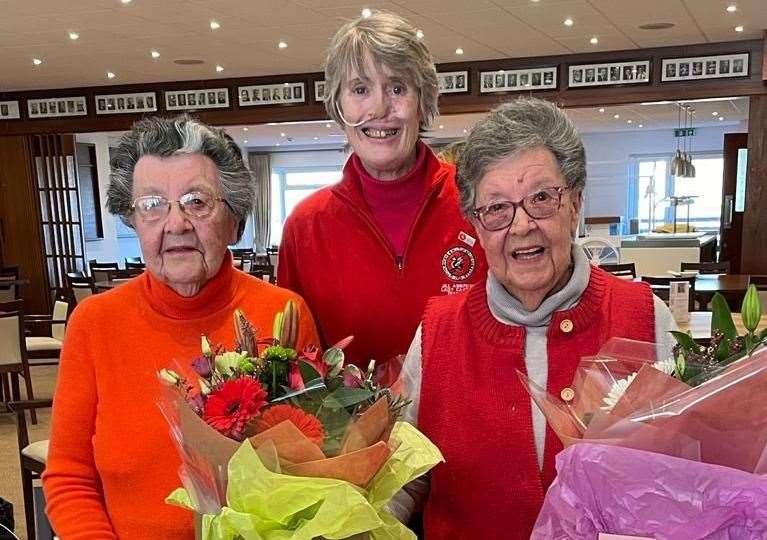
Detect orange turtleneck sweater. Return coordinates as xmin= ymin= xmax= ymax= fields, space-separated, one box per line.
xmin=42 ymin=257 xmax=319 ymax=539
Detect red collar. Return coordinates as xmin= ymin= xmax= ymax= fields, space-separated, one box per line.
xmin=140 ymin=251 xmax=238 ymax=320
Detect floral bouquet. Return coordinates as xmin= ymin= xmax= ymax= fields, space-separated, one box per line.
xmin=157 ymin=301 xmax=442 ymax=540
xmin=520 ymin=286 xmax=767 ymax=539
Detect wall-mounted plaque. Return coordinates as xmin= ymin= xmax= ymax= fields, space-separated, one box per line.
xmin=238 ymin=83 xmax=306 ymax=106
xmin=568 ymin=60 xmax=649 ymax=87
xmin=314 ymin=80 xmax=326 ymax=102
xmin=95 ymin=92 xmax=157 ymax=115
xmin=661 ymin=53 xmax=748 ymax=82
xmin=438 ymin=71 xmax=469 ymax=94
xmin=28 ymin=96 xmax=87 ymax=118
xmin=165 ymin=88 xmax=229 ymax=111
xmin=0 ymin=100 xmax=21 ymax=119
xmin=481 ymin=66 xmax=557 ymax=93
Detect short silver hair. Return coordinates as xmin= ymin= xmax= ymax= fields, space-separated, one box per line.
xmin=107 ymin=115 xmax=254 ymax=241
xmin=456 ymin=98 xmax=586 ymax=216
xmin=324 ymin=11 xmax=439 ymax=130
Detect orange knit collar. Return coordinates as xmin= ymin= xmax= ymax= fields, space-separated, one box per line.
xmin=139 ymin=251 xmax=238 ymax=320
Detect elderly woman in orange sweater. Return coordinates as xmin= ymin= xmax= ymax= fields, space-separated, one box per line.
xmin=42 ymin=115 xmax=319 ymax=539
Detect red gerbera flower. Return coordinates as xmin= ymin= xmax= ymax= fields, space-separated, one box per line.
xmin=255 ymin=404 xmax=325 ymax=447
xmin=203 ymin=377 xmax=267 ymax=441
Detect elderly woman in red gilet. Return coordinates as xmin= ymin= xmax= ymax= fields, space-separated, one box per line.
xmin=278 ymin=11 xmax=487 ymax=372
xmin=393 ymin=98 xmax=677 ymax=538
xmin=42 ymin=115 xmax=319 ymax=539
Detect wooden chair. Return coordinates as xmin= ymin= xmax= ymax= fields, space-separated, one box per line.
xmin=0 ymin=266 xmax=20 ymax=303
xmin=0 ymin=301 xmax=37 ymax=424
xmin=88 ymin=260 xmax=119 ymax=283
xmin=66 ymin=273 xmax=96 ymax=304
xmin=125 ymin=257 xmax=145 ymax=270
xmin=249 ymin=264 xmax=276 ymax=284
xmin=598 ymin=262 xmax=636 ymax=280
xmin=681 ymin=261 xmax=731 ymax=274
xmin=24 ymin=298 xmax=69 ymax=365
xmin=8 ymin=399 xmax=53 ymax=540
xmin=641 ymin=275 xmax=696 ymax=306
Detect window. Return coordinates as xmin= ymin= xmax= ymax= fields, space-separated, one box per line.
xmin=270 ymin=166 xmax=342 ymax=245
xmin=629 ymin=153 xmax=723 ymax=233
xmin=76 ymin=143 xmax=104 ymax=240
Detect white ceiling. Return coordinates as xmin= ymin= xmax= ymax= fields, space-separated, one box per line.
xmin=2 ymin=0 xmax=765 ymax=91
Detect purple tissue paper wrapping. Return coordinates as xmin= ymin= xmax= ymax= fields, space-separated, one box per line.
xmin=532 ymin=443 xmax=767 ymax=540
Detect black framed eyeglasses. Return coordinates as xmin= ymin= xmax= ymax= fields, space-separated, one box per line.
xmin=130 ymin=191 xmax=233 ymax=223
xmin=472 ymin=186 xmax=569 ymax=231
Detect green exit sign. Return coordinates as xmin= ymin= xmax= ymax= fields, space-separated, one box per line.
xmin=674 ymin=128 xmax=696 ymax=137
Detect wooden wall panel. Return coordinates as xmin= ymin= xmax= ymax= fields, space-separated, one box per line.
xmin=741 ymin=95 xmax=767 ymax=274
xmin=0 ymin=136 xmax=49 ymax=313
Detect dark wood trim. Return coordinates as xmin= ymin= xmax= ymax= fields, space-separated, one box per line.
xmin=741 ymin=94 xmax=767 ymax=274
xmin=0 ymin=38 xmax=763 ymax=135
xmin=763 ymin=30 xmax=767 ymax=82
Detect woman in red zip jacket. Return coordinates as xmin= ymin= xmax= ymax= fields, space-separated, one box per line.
xmin=278 ymin=11 xmax=487 ymax=370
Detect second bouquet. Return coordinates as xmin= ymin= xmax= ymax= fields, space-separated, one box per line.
xmin=157 ymin=301 xmax=442 ymax=540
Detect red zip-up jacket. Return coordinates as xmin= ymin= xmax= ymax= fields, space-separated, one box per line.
xmin=278 ymin=144 xmax=487 ymax=369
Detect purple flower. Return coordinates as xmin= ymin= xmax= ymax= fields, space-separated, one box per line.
xmin=192 ymin=356 xmax=212 ymax=378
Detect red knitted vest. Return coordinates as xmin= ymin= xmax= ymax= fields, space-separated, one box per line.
xmin=419 ymin=267 xmax=655 ymax=539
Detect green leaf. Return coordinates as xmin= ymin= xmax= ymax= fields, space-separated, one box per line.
xmin=715 ymin=336 xmax=731 ymax=361
xmin=321 ymin=387 xmax=374 ymax=410
xmin=675 ymin=352 xmax=686 ymax=381
xmin=298 ymin=360 xmax=323 ymax=385
xmin=670 ymin=330 xmax=700 ymax=352
xmin=711 ymin=293 xmax=737 ymax=340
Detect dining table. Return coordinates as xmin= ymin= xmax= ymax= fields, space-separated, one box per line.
xmin=676 ymin=311 xmax=767 ymax=341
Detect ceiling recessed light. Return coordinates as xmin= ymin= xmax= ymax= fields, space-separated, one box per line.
xmin=276 ymin=143 xmax=281 ymax=146
xmin=598 ymin=108 xmax=605 ymax=113
xmin=151 ymin=50 xmax=160 ymax=59
xmin=243 ymin=139 xmax=248 ymax=144
xmin=243 ymin=127 xmax=248 ymax=132
xmin=278 ymin=41 xmax=288 ymax=49
xmin=121 ymin=0 xmax=132 ymax=4
xmin=627 ymin=119 xmax=633 ymax=124
xmin=712 ymin=111 xmax=719 ymax=116
xmin=106 ymin=71 xmax=115 ymax=79
xmin=455 ymin=47 xmax=464 ymax=55
xmin=726 ymin=4 xmax=737 ymax=12
xmin=439 ymin=124 xmax=444 ymax=129
xmin=564 ymin=18 xmax=573 ymax=26
xmin=463 ymin=128 xmax=468 ymax=134
xmin=735 ymin=25 xmax=744 ymax=32
xmin=216 ymin=65 xmax=224 ymax=72
xmin=416 ymin=29 xmax=424 ymax=39
xmin=325 ymin=123 xmax=332 ymax=128
xmin=590 ymin=36 xmax=599 ymax=45
xmin=32 ymin=58 xmax=42 ymax=66
xmin=210 ymin=20 xmax=220 ymax=30
xmin=280 ymin=132 xmax=286 ymax=137
xmin=361 ymin=8 xmax=372 ymax=18
xmin=613 ymin=114 xmax=620 ymax=119
xmin=638 ymin=124 xmax=644 ymax=128
xmin=313 ymin=136 xmax=319 ymax=140
xmin=531 ymin=0 xmax=540 ymax=2
xmin=719 ymin=116 xmax=725 ymax=121
xmin=68 ymin=31 xmax=79 ymax=40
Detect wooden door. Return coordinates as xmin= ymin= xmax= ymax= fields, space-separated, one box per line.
xmin=719 ymin=132 xmax=748 ymax=273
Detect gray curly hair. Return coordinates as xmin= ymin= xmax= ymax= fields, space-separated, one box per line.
xmin=106 ymin=114 xmax=254 ymax=241
xmin=324 ymin=10 xmax=439 ymax=130
xmin=456 ymin=98 xmax=587 ymax=217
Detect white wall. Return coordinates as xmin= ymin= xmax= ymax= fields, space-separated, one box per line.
xmin=580 ymin=122 xmax=747 ymax=222
xmin=75 ymin=133 xmax=142 ymax=263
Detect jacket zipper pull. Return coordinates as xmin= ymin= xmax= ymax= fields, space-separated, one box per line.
xmin=396 ymin=256 xmax=404 ymax=270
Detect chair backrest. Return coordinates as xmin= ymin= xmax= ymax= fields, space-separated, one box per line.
xmin=67 ymin=274 xmax=96 ymax=304
xmin=598 ymin=262 xmax=636 ymax=280
xmin=641 ymin=275 xmax=696 ymax=304
xmin=681 ymin=261 xmax=731 ymax=274
xmin=125 ymin=260 xmax=145 ymax=270
xmin=89 ymin=260 xmax=119 ymax=282
xmin=249 ymin=264 xmax=275 ymax=284
xmin=51 ymin=300 xmax=69 ymax=341
xmin=107 ymin=268 xmax=142 ymax=280
xmin=0 ymin=300 xmax=26 ymax=367
xmin=0 ymin=267 xmax=20 ymax=302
